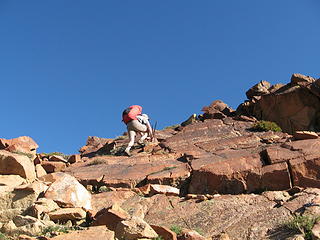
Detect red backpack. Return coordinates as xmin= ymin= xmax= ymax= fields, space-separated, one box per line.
xmin=122 ymin=105 xmax=142 ymax=124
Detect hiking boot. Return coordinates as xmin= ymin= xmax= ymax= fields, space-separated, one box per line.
xmin=124 ymin=148 xmax=131 ymax=157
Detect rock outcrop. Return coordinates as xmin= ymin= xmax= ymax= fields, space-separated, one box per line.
xmin=237 ymin=73 xmax=320 ymax=134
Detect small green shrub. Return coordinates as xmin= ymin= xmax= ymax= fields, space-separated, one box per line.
xmin=286 ymin=215 xmax=320 ymax=240
xmin=195 ymin=227 xmax=204 ymax=236
xmin=0 ymin=233 xmax=8 ymax=240
xmin=251 ymin=120 xmax=282 ymax=132
xmin=153 ymin=237 xmax=164 ymax=240
xmin=86 ymin=158 xmax=105 ymax=166
xmin=42 ymin=225 xmax=70 ymax=235
xmin=12 ymin=151 xmax=34 ymax=159
xmin=170 ymin=225 xmax=182 ymax=235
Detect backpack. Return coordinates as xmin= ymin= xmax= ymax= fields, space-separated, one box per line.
xmin=122 ymin=105 xmax=142 ymax=124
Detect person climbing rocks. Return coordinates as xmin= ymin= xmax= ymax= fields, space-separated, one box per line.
xmin=122 ymin=105 xmax=153 ymax=156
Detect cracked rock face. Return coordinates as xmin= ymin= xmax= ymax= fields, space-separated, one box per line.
xmin=68 ymin=115 xmax=320 ymax=195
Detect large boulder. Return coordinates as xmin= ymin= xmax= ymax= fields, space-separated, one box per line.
xmin=48 ymin=208 xmax=87 ymax=222
xmin=201 ymin=100 xmax=234 ymax=119
xmin=79 ymin=136 xmax=114 ymax=157
xmin=0 ymin=150 xmax=36 ymax=181
xmin=0 ymin=136 xmax=38 ymax=155
xmin=115 ymin=216 xmax=158 ymax=240
xmin=43 ymin=172 xmax=92 ymax=210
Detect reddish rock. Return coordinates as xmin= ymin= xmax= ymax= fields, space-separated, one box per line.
xmin=151 ymin=225 xmax=177 ymax=240
xmin=291 ymin=73 xmax=315 ymax=85
xmin=290 ymin=157 xmax=320 ymax=188
xmin=294 ymin=131 xmax=318 ymax=140
xmin=179 ymin=229 xmax=207 ymax=240
xmin=41 ymin=161 xmax=66 ymax=173
xmin=0 ymin=136 xmax=39 ymax=154
xmin=79 ymin=136 xmax=113 ymax=157
xmin=92 ymin=207 xmax=129 ymax=230
xmin=239 ymin=76 xmax=320 ymax=134
xmin=246 ymin=80 xmax=271 ymax=99
xmin=260 ymin=162 xmax=292 ymax=191
xmin=35 ymin=164 xmax=47 ymax=178
xmin=64 ymin=153 xmax=189 ymax=189
xmin=202 ymin=100 xmax=234 ymax=120
xmin=0 ymin=150 xmax=36 ymax=181
xmin=68 ymin=154 xmax=81 ymax=164
xmin=48 ymin=155 xmax=67 ymax=163
xmin=115 ymin=216 xmax=158 ymax=240
xmin=263 ymin=146 xmax=301 ymax=164
xmin=91 ymin=190 xmax=137 ymax=216
xmin=189 ymin=154 xmax=262 ymax=194
xmin=48 ymin=208 xmax=86 ymax=222
xmin=149 ymin=184 xmax=180 ymax=196
xmin=44 ymin=172 xmax=92 ymax=210
xmin=33 ymin=155 xmax=41 ymax=165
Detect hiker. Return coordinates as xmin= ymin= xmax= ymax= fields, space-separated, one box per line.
xmin=122 ymin=105 xmax=153 ymax=156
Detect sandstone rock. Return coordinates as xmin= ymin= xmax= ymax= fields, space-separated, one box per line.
xmin=92 ymin=204 xmax=130 ymax=230
xmin=65 ymin=153 xmax=189 ymax=189
xmin=294 ymin=131 xmax=318 ymax=140
xmin=312 ymin=219 xmax=320 ymax=239
xmin=240 ymin=77 xmax=320 ymax=134
xmin=262 ymin=191 xmax=291 ymax=203
xmin=35 ymin=164 xmax=47 ymax=178
xmin=148 ymin=184 xmax=180 ymax=196
xmin=0 ymin=150 xmax=36 ymax=181
xmin=130 ymin=194 xmax=293 ymax=239
xmin=0 ymin=175 xmax=26 ymax=192
xmin=202 ymin=100 xmax=234 ymax=119
xmin=48 ymin=155 xmax=68 ymax=163
xmin=179 ymin=229 xmax=207 ymax=240
xmin=291 ymin=73 xmax=315 ymax=85
xmin=246 ymin=80 xmax=271 ymax=99
xmin=91 ymin=190 xmax=136 ymax=216
xmin=15 ymin=180 xmax=49 ymax=196
xmin=263 ymin=146 xmax=301 ymax=164
xmin=151 ymin=225 xmax=177 ymax=240
xmin=115 ymin=216 xmax=158 ymax=240
xmin=44 ymin=172 xmax=92 ymax=210
xmin=68 ymin=154 xmax=81 ymax=164
xmin=48 ymin=208 xmax=86 ymax=222
xmin=217 ymin=233 xmax=230 ymax=240
xmin=50 ymin=226 xmax=114 ymax=240
xmin=18 ymin=235 xmax=39 ymax=240
xmin=79 ymin=136 xmax=113 ymax=157
xmin=2 ymin=215 xmax=54 ymax=236
xmin=0 ymin=136 xmax=38 ymax=155
xmin=33 ymin=155 xmax=41 ymax=165
xmin=41 ymin=161 xmax=66 ymax=173
xmin=26 ymin=198 xmax=60 ymax=219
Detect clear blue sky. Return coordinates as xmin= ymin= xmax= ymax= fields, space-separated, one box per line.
xmin=1 ymin=1 xmax=319 ymax=154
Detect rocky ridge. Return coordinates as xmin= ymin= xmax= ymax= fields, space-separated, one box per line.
xmin=1 ymin=73 xmax=320 ymax=239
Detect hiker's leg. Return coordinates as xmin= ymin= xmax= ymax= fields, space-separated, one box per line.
xmin=125 ymin=130 xmax=136 ymax=155
xmin=139 ymin=132 xmax=148 ymax=143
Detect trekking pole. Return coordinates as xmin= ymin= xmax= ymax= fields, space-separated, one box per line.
xmin=152 ymin=121 xmax=157 ymax=142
